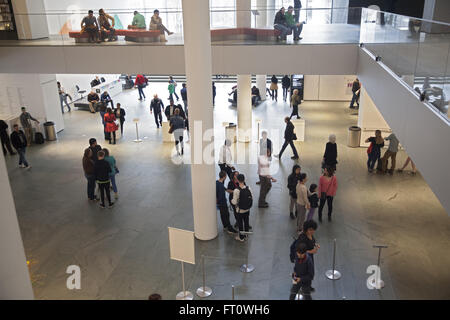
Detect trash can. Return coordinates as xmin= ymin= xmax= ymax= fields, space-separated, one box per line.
xmin=225 ymin=123 xmax=237 ymax=143
xmin=347 ymin=126 xmax=361 ymax=148
xmin=44 ymin=121 xmax=57 ymax=141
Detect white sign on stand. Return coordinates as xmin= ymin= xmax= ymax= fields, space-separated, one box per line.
xmin=168 ymin=227 xmax=195 ymax=300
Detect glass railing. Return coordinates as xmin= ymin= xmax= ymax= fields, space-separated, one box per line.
xmin=360 ymin=8 xmax=450 ymax=120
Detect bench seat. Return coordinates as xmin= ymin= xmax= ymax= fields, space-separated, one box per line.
xmin=69 ymin=29 xmax=161 ymax=43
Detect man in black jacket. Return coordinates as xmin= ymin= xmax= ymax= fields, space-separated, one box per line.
xmin=282 ymin=75 xmax=291 ymax=102
xmin=114 ymin=103 xmax=126 ymax=135
xmin=275 ymin=117 xmax=299 ymax=160
xmin=274 ymin=7 xmax=291 ymax=40
xmin=289 ymin=242 xmax=314 ymax=300
xmin=88 ymin=138 xmax=102 ymax=161
xmin=94 ymin=150 xmax=114 ymax=209
xmin=10 ymin=124 xmax=30 ymax=169
xmin=349 ymin=78 xmax=361 ymax=109
xmin=150 ymin=94 xmax=164 ymax=128
xmin=0 ymin=120 xmax=16 ymax=156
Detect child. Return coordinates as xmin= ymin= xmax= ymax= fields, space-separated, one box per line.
xmin=307 ymin=184 xmax=318 ymax=221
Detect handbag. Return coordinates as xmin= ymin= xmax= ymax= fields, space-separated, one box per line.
xmin=367 ymin=142 xmax=373 ymax=154
xmin=168 ymin=125 xmax=174 ymax=134
xmin=292 ymin=133 xmax=297 ymax=141
xmin=321 ymin=176 xmax=334 ymax=200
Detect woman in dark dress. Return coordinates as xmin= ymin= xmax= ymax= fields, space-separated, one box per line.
xmin=323 ymin=134 xmax=337 ymax=171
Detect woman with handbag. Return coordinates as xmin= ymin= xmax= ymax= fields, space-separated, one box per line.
xmin=104 ymin=108 xmax=118 ymax=145
xmin=365 ymin=130 xmax=384 ymax=173
xmin=103 ymin=148 xmax=119 ymax=199
xmin=318 ymin=167 xmax=338 ymax=222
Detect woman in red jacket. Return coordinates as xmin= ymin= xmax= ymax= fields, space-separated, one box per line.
xmin=104 ymin=108 xmax=118 ymax=144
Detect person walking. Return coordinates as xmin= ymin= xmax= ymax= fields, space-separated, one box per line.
xmin=318 ymin=167 xmax=338 ymax=222
xmin=365 ymin=130 xmax=384 ymax=173
xmin=20 ymin=107 xmax=39 ymax=146
xmin=83 ymin=148 xmax=97 ymax=201
xmin=135 ymin=74 xmax=148 ymax=101
xmin=397 ymin=156 xmax=417 ymax=175
xmin=231 ymin=174 xmax=253 ymax=242
xmin=275 ymin=117 xmax=299 ymax=160
xmin=217 ymin=171 xmax=238 ymax=235
xmin=150 ymin=94 xmax=164 ymax=128
xmin=94 ymin=150 xmax=114 ymax=209
xmin=282 ymin=75 xmax=291 ymax=102
xmin=296 ymin=173 xmax=310 ymax=231
xmin=104 ymin=148 xmax=119 ymax=199
xmin=57 ymin=82 xmax=72 ymax=113
xmin=349 ymin=78 xmax=361 ymax=109
xmin=180 ymin=83 xmax=188 ymax=114
xmin=290 ymin=89 xmax=301 ymax=119
xmin=270 ymin=75 xmax=279 ymax=101
xmin=288 ymin=164 xmax=301 ymax=219
xmin=212 ymin=82 xmax=217 ymax=106
xmin=104 ymin=108 xmax=118 ymax=144
xmin=289 ymin=242 xmax=315 ymax=300
xmin=114 ymin=103 xmax=126 ymax=136
xmin=381 ymin=133 xmax=399 ymax=175
xmin=0 ymin=120 xmax=15 ymax=156
xmin=258 ymin=149 xmax=277 ymax=208
xmin=10 ymin=124 xmax=30 ymax=169
xmin=322 ymin=134 xmax=338 ymax=171
xmin=168 ymin=80 xmax=176 ymax=102
xmin=169 ymin=109 xmax=186 ymax=156
xmin=307 ymin=184 xmax=319 ymax=221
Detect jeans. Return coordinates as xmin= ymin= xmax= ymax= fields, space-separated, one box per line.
xmin=236 ymin=211 xmax=250 ymax=240
xmin=60 ymin=94 xmax=71 ymax=113
xmin=274 ymin=24 xmax=291 ymax=38
xmin=154 ymin=112 xmax=163 ymax=127
xmin=24 ymin=127 xmax=32 ymax=146
xmin=271 ymin=89 xmax=278 ymax=101
xmin=17 ymin=147 xmax=28 ymax=167
xmin=258 ymin=175 xmax=272 ymax=206
xmin=350 ymin=92 xmax=360 ymax=108
xmin=279 ymin=139 xmax=299 ymax=158
xmin=119 ymin=120 xmax=125 ymax=135
xmin=218 ymin=205 xmax=232 ymax=229
xmin=100 ymin=27 xmax=116 ymax=41
xmin=137 ymin=85 xmax=146 ymax=100
xmin=367 ymin=151 xmax=380 ymax=170
xmin=85 ymin=174 xmax=96 ymax=200
xmin=290 ymin=105 xmax=300 ymax=119
xmin=289 ymin=195 xmax=297 ymax=214
xmin=318 ymin=196 xmax=334 ymax=219
xmin=98 ymin=181 xmax=112 ymax=206
xmin=283 ymin=87 xmax=289 ymax=101
xmin=307 ymin=207 xmax=316 ymax=221
xmin=294 ymin=8 xmax=300 ymax=23
xmin=296 ymin=203 xmax=307 ymax=231
xmin=289 ymin=281 xmax=312 ymax=300
xmin=174 ymin=130 xmax=184 ymax=153
xmin=290 ymin=23 xmax=303 ymax=39
xmin=110 ymin=174 xmax=118 ymax=193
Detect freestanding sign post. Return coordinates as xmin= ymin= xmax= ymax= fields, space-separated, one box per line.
xmin=168 ymin=227 xmax=195 ymax=300
xmin=133 ymin=118 xmax=142 ymax=143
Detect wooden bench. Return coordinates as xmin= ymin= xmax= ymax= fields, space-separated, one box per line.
xmin=211 ymin=28 xmax=281 ymax=42
xmin=69 ymin=29 xmax=161 ymax=43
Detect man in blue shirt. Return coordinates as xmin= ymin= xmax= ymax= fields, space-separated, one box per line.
xmin=180 ymin=83 xmax=188 ymax=115
xmin=216 ymin=171 xmax=238 ymax=234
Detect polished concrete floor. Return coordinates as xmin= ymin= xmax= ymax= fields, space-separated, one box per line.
xmin=5 ymin=82 xmax=450 ymax=300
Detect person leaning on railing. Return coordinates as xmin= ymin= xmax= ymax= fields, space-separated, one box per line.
xmin=128 ymin=11 xmax=146 ymax=30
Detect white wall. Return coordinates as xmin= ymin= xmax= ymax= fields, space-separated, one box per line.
xmin=56 ymin=74 xmax=120 ymax=101
xmin=304 ymin=75 xmax=356 ymax=101
xmin=12 ymin=0 xmax=49 ymax=39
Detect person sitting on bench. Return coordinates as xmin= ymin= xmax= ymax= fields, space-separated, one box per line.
xmin=98 ymin=9 xmax=117 ymax=42
xmin=150 ymin=9 xmax=173 ymax=42
xmin=87 ymin=91 xmax=101 ymax=113
xmin=128 ymin=11 xmax=146 ymax=30
xmin=81 ymin=10 xmax=100 ymax=43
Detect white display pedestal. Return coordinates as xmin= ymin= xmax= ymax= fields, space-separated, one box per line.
xmin=162 ymin=121 xmax=175 ymax=142
xmin=291 ymin=119 xmax=305 ymax=142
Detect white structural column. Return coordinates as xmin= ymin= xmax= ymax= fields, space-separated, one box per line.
xmin=256 ymin=75 xmax=267 ymax=101
xmin=11 ymin=0 xmax=49 ymax=39
xmin=182 ymin=0 xmax=217 ymax=241
xmin=0 ymin=152 xmax=34 ymax=299
xmin=256 ymin=0 xmax=268 ymax=27
xmin=237 ymin=75 xmax=253 ymax=142
xmin=236 ymin=0 xmax=252 ymax=28
xmin=267 ymin=0 xmax=276 ymax=28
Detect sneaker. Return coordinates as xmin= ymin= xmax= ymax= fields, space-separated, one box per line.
xmin=227 ymin=227 xmax=238 ymax=234
xmin=256 ymin=181 xmax=261 ymax=185
xmin=114 ymin=192 xmax=119 ymax=199
xmin=108 ymin=202 xmax=115 ymax=208
xmin=274 ymin=154 xmax=280 ymax=159
xmin=258 ymin=204 xmax=269 ymax=208
xmin=290 ymin=212 xmax=295 ymax=220
xmin=19 ymin=164 xmax=25 ymax=168
xmin=235 ymin=236 xmax=245 ymax=242
xmin=99 ymin=204 xmax=106 ymax=209
xmin=168 ymin=31 xmax=174 ymax=35
xmin=25 ymin=165 xmax=32 ymax=170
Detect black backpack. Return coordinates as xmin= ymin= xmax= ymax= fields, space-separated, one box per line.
xmin=238 ymin=187 xmax=253 ymax=211
xmin=290 ymin=237 xmax=298 ymax=263
xmin=35 ymin=132 xmax=45 ymax=144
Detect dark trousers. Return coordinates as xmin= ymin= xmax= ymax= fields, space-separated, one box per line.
xmin=218 ymin=206 xmax=232 ymax=229
xmin=1 ymin=134 xmax=14 ymax=155
xmin=100 ymin=27 xmax=116 ymax=41
xmin=367 ymin=152 xmax=380 ymax=170
xmin=138 ymin=85 xmax=146 ymax=100
xmin=271 ymin=89 xmax=278 ymax=101
xmin=289 ymin=281 xmax=312 ymax=300
xmin=86 ymin=27 xmax=99 ymax=42
xmin=283 ymin=87 xmax=289 ymax=101
xmin=219 ymin=163 xmax=233 ymax=180
xmin=154 ymin=112 xmax=163 ymax=127
xmin=290 ymin=105 xmax=300 ymax=119
xmin=291 ymin=23 xmax=303 ymax=39
xmin=108 ymin=131 xmax=116 ymax=144
xmin=258 ymin=175 xmax=272 ymax=205
xmin=236 ymin=211 xmax=250 ymax=240
xmin=350 ymin=92 xmax=360 ymax=108
xmin=119 ymin=120 xmax=125 ymax=135
xmin=85 ymin=174 xmax=96 ymax=200
xmin=294 ymin=8 xmax=300 ymax=23
xmin=318 ymin=196 xmax=334 ymax=219
xmin=98 ymin=182 xmax=112 ymax=205
xmin=279 ymin=139 xmax=299 ymax=158
xmin=17 ymin=148 xmax=28 ymax=167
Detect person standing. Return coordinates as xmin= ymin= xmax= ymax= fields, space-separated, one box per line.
xmin=0 ymin=120 xmax=15 ymax=156
xmin=218 ymin=139 xmax=235 ymax=179
xmin=227 ymin=170 xmax=240 ymax=228
xmin=397 ymin=156 xmax=417 ymax=175
xmin=282 ymin=75 xmax=291 ymax=102
xmin=10 ymin=124 xmax=30 ymax=169
xmin=258 ymin=149 xmax=277 ymax=208
xmin=231 ymin=174 xmax=253 ymax=242
xmin=289 ymin=242 xmax=314 ymax=300
xmin=169 ymin=109 xmax=186 ymax=156
xmin=307 ymin=184 xmax=319 ymax=221
xmin=20 ymin=107 xmax=39 ymax=146
xmin=270 ymin=75 xmax=279 ymax=101
xmin=294 ymin=0 xmax=302 ymax=23
xmin=101 ymin=91 xmax=114 ymax=109
xmin=322 ymin=134 xmax=338 ymax=171
xmin=114 ymin=103 xmax=126 ymax=136
xmin=104 ymin=148 xmax=119 ymax=199
xmin=290 ymin=89 xmax=301 ymax=119
xmin=259 ymin=131 xmax=273 ymax=156
xmin=57 ymin=82 xmax=72 ymax=113
xmin=135 ymin=74 xmax=148 ymax=101
xmin=83 ymin=148 xmax=97 ymax=201
xmin=275 ymin=117 xmax=299 ymax=160
xmin=98 ymin=9 xmax=117 ymax=42
xmin=81 ymin=10 xmax=100 ymax=43
xmin=150 ymin=94 xmax=164 ymax=128
xmin=365 ymin=130 xmax=384 ymax=173
xmin=216 ymin=171 xmax=238 ymax=234
xmin=94 ymin=150 xmax=114 ymax=209
xmin=288 ymin=164 xmax=301 ymax=219
xmin=349 ymin=78 xmax=361 ymax=109
xmin=212 ymin=82 xmax=217 ymax=106
xmin=318 ymin=167 xmax=338 ymax=222
xmin=88 ymin=138 xmax=102 ymax=161
xmin=180 ymin=83 xmax=188 ymax=114
xmin=381 ymin=133 xmax=399 ymax=175
xmin=104 ymin=108 xmax=118 ymax=145
xmin=296 ymin=173 xmax=310 ymax=231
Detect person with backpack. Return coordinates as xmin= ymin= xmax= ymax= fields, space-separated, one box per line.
xmin=288 ymin=164 xmax=301 ymax=220
xmin=289 ymin=242 xmax=315 ymax=300
xmin=217 ymin=171 xmax=238 ymax=235
xmin=168 ymin=76 xmax=179 ymax=101
xmin=318 ymin=167 xmax=338 ymax=222
xmin=231 ymin=174 xmax=253 ymax=242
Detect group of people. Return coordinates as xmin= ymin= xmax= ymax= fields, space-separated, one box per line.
xmin=83 ymin=138 xmax=119 ymax=208
xmin=274 ymin=3 xmax=305 ymax=41
xmin=129 ymin=10 xmax=174 ymax=42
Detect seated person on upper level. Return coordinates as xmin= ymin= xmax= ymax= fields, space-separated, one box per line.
xmin=91 ymin=76 xmax=101 ymax=87
xmin=273 ymin=7 xmax=292 ymax=41
xmin=81 ymin=10 xmax=100 ymax=43
xmin=87 ymin=91 xmax=101 ymax=113
xmin=128 ymin=11 xmax=146 ymax=29
xmin=252 ymin=86 xmax=261 ymax=105
xmin=285 ymin=6 xmax=303 ymax=41
xmin=150 ymin=9 xmax=173 ymax=42
xmin=98 ymin=9 xmax=117 ymax=42
xmin=101 ymin=91 xmax=114 ymax=109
